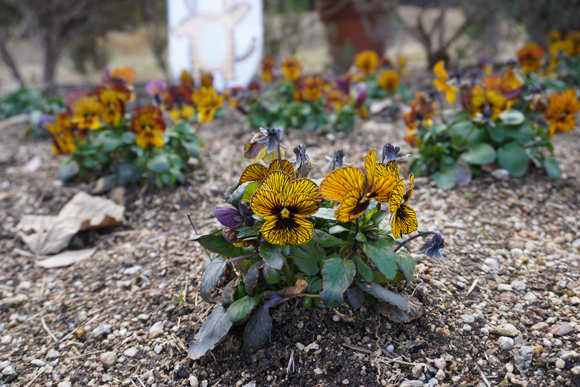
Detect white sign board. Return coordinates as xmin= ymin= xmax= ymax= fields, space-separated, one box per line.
xmin=168 ymin=0 xmax=263 ymax=91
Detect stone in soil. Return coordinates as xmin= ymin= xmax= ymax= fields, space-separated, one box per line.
xmin=46 ymin=349 xmax=60 ymax=359
xmin=123 ymin=347 xmax=138 ymax=357
xmin=400 ymin=381 xmax=424 ymax=387
xmin=531 ymin=322 xmax=549 ymax=332
xmin=556 ymin=359 xmax=566 ymax=369
xmin=511 ymin=280 xmax=527 ymax=290
xmin=498 ymin=337 xmax=515 ymax=350
xmin=492 ymin=323 xmax=519 ymax=337
xmin=100 ymin=351 xmax=117 ymax=368
xmin=2 ymin=365 xmax=16 ymax=375
xmin=150 ymin=321 xmax=164 ymax=338
xmin=513 ymin=346 xmax=535 ymax=373
xmin=92 ymin=323 xmax=112 ymax=337
xmin=523 ymin=292 xmax=537 ymax=303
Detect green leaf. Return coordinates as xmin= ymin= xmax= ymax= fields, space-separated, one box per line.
xmin=190 ymin=232 xmax=253 ymax=258
xmin=227 ymin=294 xmax=260 ymax=323
xmin=244 ymin=261 xmax=262 ymax=296
xmin=289 ymin=240 xmax=324 ymax=275
xmin=499 ymin=109 xmax=524 ymax=125
xmin=371 ymin=210 xmax=387 ymax=225
xmin=486 ymin=124 xmax=506 ymax=142
xmin=313 ymin=230 xmax=348 ymax=247
xmin=200 ymin=257 xmax=226 ymax=303
xmin=356 ymin=281 xmax=408 ymax=311
xmin=263 ymin=264 xmax=280 ymax=284
xmin=461 ymin=143 xmax=496 ymax=165
xmin=259 ymin=242 xmax=284 ymax=270
xmin=363 ymin=239 xmax=397 ymax=280
xmin=543 ymin=158 xmax=561 ymax=180
xmin=146 ymin=154 xmax=170 ymax=173
xmin=353 ymin=255 xmax=374 ymax=283
xmin=188 ymin=306 xmax=233 ymax=360
xmin=395 ymin=252 xmax=416 ymax=287
xmin=355 ymin=232 xmax=368 ymax=243
xmin=504 ymin=121 xmax=534 ymax=144
xmin=313 ymin=207 xmax=336 ymax=220
xmin=121 ymin=131 xmax=137 ymax=144
xmin=241 ymin=182 xmax=260 ymax=202
xmin=320 ymin=258 xmax=356 ymax=308
xmin=329 ymin=225 xmax=349 ymax=234
xmin=59 ymin=159 xmax=78 ymax=181
xmin=243 ymin=295 xmax=282 ymax=353
xmin=101 ymin=136 xmax=124 ymax=152
xmin=497 ymin=142 xmax=528 ymax=177
xmin=431 ymin=166 xmax=456 ymax=190
xmin=346 ymin=287 xmax=365 ymax=309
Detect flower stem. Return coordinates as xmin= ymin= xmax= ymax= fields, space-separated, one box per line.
xmin=282 ymin=256 xmax=294 ymax=287
xmin=393 ymin=231 xmax=438 ymax=252
xmin=225 ymin=253 xmax=257 ymax=265
xmin=277 ymin=135 xmax=283 ymax=172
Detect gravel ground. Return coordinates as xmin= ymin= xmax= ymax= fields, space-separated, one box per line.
xmin=1 ymin=115 xmax=580 ymax=387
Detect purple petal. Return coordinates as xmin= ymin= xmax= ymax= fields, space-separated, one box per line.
xmin=244 ymin=142 xmax=265 ymax=159
xmin=223 ymin=226 xmax=242 ymax=244
xmin=503 ymin=87 xmax=522 ymax=100
xmin=214 ymin=206 xmax=240 ymax=227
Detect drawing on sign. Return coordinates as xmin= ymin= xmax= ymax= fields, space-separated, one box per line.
xmin=173 ymin=0 xmax=255 ymax=81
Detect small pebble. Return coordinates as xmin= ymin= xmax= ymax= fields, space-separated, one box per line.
xmin=149 ymin=322 xmax=164 ymax=338
xmin=556 ymin=359 xmax=565 ymax=369
xmin=46 ymin=349 xmax=60 ymax=359
xmin=137 ymin=314 xmax=150 ymax=321
xmin=314 ymin=368 xmax=323 ymax=375
xmin=498 ymin=337 xmax=515 ymax=350
xmin=123 ymin=347 xmax=138 ymax=357
xmin=100 ymin=351 xmax=117 ymax=368
xmin=332 ymin=315 xmax=340 ymax=322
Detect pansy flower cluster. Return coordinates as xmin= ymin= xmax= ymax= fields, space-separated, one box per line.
xmin=404 ymin=53 xmax=578 ymax=189
xmin=44 ymin=67 xmax=207 ymax=187
xmin=189 ymin=128 xmax=443 ymax=358
xmin=229 ymin=52 xmax=409 ymax=133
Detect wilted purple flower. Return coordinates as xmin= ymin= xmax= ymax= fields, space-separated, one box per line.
xmin=39 ymin=114 xmax=54 ymax=127
xmin=382 ymin=143 xmax=410 ymax=163
xmin=416 ymin=232 xmax=446 ymax=259
xmin=145 ymin=80 xmax=167 ymax=107
xmin=288 ymin=144 xmax=316 ymax=177
xmin=214 ymin=202 xmax=254 ymax=246
xmin=325 ymin=149 xmax=354 ymax=170
xmin=473 ymin=106 xmax=495 ymax=127
xmin=244 ymin=127 xmax=285 ymax=162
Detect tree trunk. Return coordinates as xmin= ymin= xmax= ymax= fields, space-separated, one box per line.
xmin=0 ymin=33 xmax=25 ymax=88
xmin=42 ymin=26 xmax=63 ymax=98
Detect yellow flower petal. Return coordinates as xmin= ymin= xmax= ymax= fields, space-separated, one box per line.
xmin=261 ymin=215 xmax=313 ymax=246
xmin=260 ymin=171 xmax=292 ymax=197
xmin=320 ymin=166 xmax=365 ymax=202
xmin=284 ymin=193 xmax=319 ymax=217
xmin=239 ymin=164 xmax=268 ymax=185
xmin=433 ymin=60 xmax=448 ymax=81
xmin=376 ymin=161 xmax=399 ymax=178
xmin=388 ymin=178 xmax=405 ymax=214
xmin=287 ymin=178 xmax=321 ymax=202
xmin=370 ymin=174 xmax=398 ymax=203
xmin=391 ymin=204 xmax=418 ymax=239
xmin=335 ymin=188 xmax=368 ymax=223
xmin=250 ymin=189 xmax=283 ymax=219
xmin=364 ymin=149 xmax=376 ymax=193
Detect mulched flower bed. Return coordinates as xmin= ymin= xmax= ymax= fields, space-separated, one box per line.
xmin=1 ymin=117 xmax=579 ymax=386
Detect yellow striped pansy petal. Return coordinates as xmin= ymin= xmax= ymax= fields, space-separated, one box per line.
xmin=287 ymin=178 xmax=321 ymax=202
xmin=266 ymin=159 xmax=295 ymax=178
xmin=371 ymin=174 xmax=398 ymax=203
xmin=376 ymin=160 xmax=399 ymax=178
xmin=260 ymin=170 xmax=292 ymax=196
xmin=364 ymin=149 xmax=377 ymax=192
xmin=320 ymin=166 xmax=365 ymax=202
xmin=262 ymin=147 xmax=285 ymax=163
xmin=389 ymin=178 xmax=405 ymax=214
xmin=391 ymin=204 xmax=418 ymax=239
xmin=335 ymin=188 xmax=367 ymax=223
xmin=261 ymin=215 xmax=313 ymax=246
xmin=250 ymin=189 xmax=283 ymax=219
xmin=404 ymin=174 xmax=414 ymax=202
xmin=239 ymin=164 xmax=268 ymax=185
xmin=284 ymin=193 xmax=319 ymax=217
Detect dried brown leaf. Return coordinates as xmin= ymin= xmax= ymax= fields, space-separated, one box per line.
xmin=36 ymin=247 xmax=97 ymax=268
xmin=376 ymin=295 xmax=424 ymax=323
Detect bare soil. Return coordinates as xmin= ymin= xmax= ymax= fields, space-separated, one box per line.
xmin=1 ymin=115 xmax=580 ymax=387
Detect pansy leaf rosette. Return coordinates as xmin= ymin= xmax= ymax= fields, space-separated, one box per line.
xmin=189 ymin=137 xmax=445 ymax=358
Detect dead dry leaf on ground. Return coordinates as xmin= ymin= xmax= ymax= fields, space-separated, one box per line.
xmin=376 ymin=295 xmax=424 ymax=323
xmin=36 ymin=247 xmax=97 ymax=268
xmin=16 ymin=192 xmax=125 ymax=255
